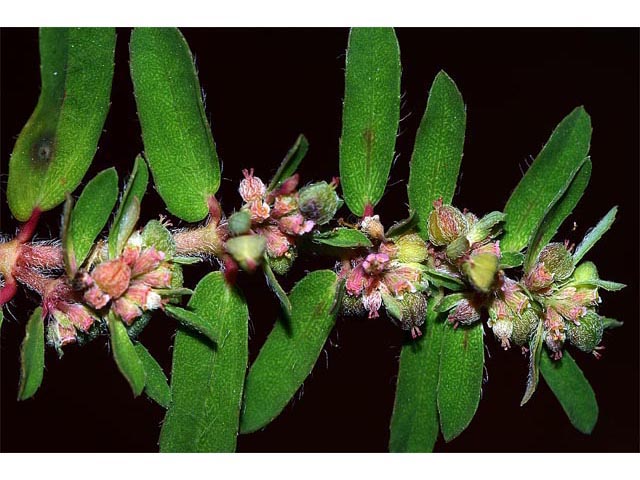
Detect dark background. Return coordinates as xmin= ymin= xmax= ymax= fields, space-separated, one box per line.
xmin=1 ymin=28 xmax=638 ymax=453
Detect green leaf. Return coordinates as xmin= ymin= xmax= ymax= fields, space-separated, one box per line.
xmin=424 ymin=267 xmax=465 ymax=291
xmin=312 ymin=228 xmax=373 ymax=248
xmin=408 ymin=71 xmax=466 ymax=240
xmin=339 ymin=27 xmax=401 ymax=216
xmin=240 ymin=270 xmax=339 ymax=434
xmin=164 ymin=304 xmax=218 ymax=345
xmin=573 ymin=206 xmax=617 ymax=264
xmin=571 ymin=278 xmax=626 ymax=291
xmin=134 ymin=343 xmax=171 ymax=408
xmin=108 ymin=155 xmax=148 ymax=258
xmin=540 ymin=351 xmax=598 ymax=434
xmin=385 ymin=212 xmax=418 ymax=238
xmin=107 ymin=312 xmax=146 ymax=397
xmin=267 ymin=134 xmax=309 ymax=191
xmin=64 ymin=168 xmax=119 ymax=274
xmin=499 ymin=251 xmax=525 ymax=269
xmin=263 ymin=259 xmax=292 ymax=317
xmin=130 ymin=27 xmax=220 ymax=222
xmin=389 ymin=295 xmax=444 ymax=452
xmin=601 ymin=317 xmax=623 ymax=330
xmin=18 ymin=307 xmax=44 ymax=401
xmin=521 ymin=320 xmax=544 ymax=406
xmin=524 ymin=159 xmax=592 ymax=272
xmin=160 ymin=272 xmax=248 ymax=452
xmin=501 ymin=107 xmax=592 ymax=252
xmin=8 ymin=28 xmax=116 ymax=221
xmin=434 ymin=293 xmax=465 ymax=313
xmin=141 ymin=219 xmax=176 ymax=257
xmin=437 ymin=322 xmax=484 ymax=442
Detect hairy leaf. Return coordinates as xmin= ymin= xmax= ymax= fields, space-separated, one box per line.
xmin=134 ymin=343 xmax=171 ymax=408
xmin=499 ymin=251 xmax=525 ymax=269
xmin=339 ymin=27 xmax=401 ymax=216
xmin=263 ymin=259 xmax=292 ymax=317
xmin=521 ymin=320 xmax=544 ymax=405
xmin=8 ymin=28 xmax=116 ymax=221
xmin=108 ymin=312 xmax=145 ymax=397
xmin=164 ymin=304 xmax=218 ymax=345
xmin=130 ymin=27 xmax=220 ymax=222
xmin=573 ymin=206 xmax=618 ymax=264
xmin=267 ymin=134 xmax=309 ymax=191
xmin=312 ymin=228 xmax=373 ymax=248
xmin=408 ymin=71 xmax=466 ymax=240
xmin=18 ymin=308 xmax=44 ymax=400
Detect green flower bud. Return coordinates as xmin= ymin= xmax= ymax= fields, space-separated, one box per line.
xmin=571 ymin=261 xmax=599 ymax=282
xmin=225 ymin=234 xmax=266 ymax=272
xmin=427 ymin=203 xmax=468 ymax=246
xmin=511 ymin=308 xmax=540 ymax=346
xmin=538 ymin=242 xmax=574 ymax=282
xmin=268 ymin=249 xmax=297 ymax=276
xmin=298 ymin=181 xmax=342 ymax=225
xmin=228 ymin=210 xmax=252 ymax=236
xmin=394 ymin=233 xmax=428 ymax=263
xmin=566 ymin=311 xmax=603 ymax=353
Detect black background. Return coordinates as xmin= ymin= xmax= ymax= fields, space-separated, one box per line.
xmin=1 ymin=28 xmax=638 ymax=453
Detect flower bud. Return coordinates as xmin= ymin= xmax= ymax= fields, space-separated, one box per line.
xmin=491 ymin=317 xmax=513 ymax=349
xmin=228 ymin=210 xmax=252 ymax=236
xmin=92 ymin=258 xmax=131 ymax=298
xmin=538 ymin=242 xmax=575 ymax=282
xmin=298 ymin=181 xmax=342 ymax=225
xmin=571 ymin=261 xmax=598 ymax=282
xmin=461 ymin=242 xmax=500 ymax=293
xmin=511 ymin=308 xmax=540 ymax=346
xmin=239 ymin=168 xmax=266 ymax=202
xmin=268 ymin=251 xmax=296 ymax=276
xmin=427 ymin=201 xmax=468 ymax=246
xmin=523 ymin=263 xmax=554 ymax=291
xmin=360 ymin=215 xmax=385 ymax=241
xmin=225 ymin=235 xmax=267 ymax=272
xmin=566 ymin=310 xmax=603 ymax=353
xmin=394 ymin=233 xmax=428 ymax=263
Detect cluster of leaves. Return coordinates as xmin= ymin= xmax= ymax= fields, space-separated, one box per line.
xmin=0 ymin=27 xmax=624 ymax=452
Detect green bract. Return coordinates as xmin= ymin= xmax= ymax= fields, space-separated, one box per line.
xmin=18 ymin=308 xmax=45 ymax=401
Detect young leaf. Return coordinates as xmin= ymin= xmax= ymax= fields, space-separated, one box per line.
xmin=524 ymin=159 xmax=592 ymax=272
xmin=601 ymin=317 xmax=623 ymax=330
xmin=339 ymin=27 xmax=401 ymax=216
xmin=408 ymin=71 xmax=466 ymax=240
xmin=109 ymin=155 xmax=148 ymax=258
xmin=160 ymin=272 xmax=248 ymax=452
xmin=8 ymin=28 xmax=116 ymax=221
xmin=240 ymin=270 xmax=339 ymax=434
xmin=107 ymin=312 xmax=146 ymax=397
xmin=312 ymin=228 xmax=373 ymax=248
xmin=521 ymin=320 xmax=544 ymax=406
xmin=267 ymin=134 xmax=309 ymax=191
xmin=134 ymin=343 xmax=171 ymax=408
xmin=571 ymin=279 xmax=626 ymax=291
xmin=385 ymin=212 xmax=418 ymax=239
xmin=437 ymin=322 xmax=484 ymax=442
xmin=130 ymin=27 xmax=221 ymax=223
xmin=263 ymin=259 xmax=292 ymax=317
xmin=501 ymin=107 xmax=592 ymax=253
xmin=389 ymin=295 xmax=444 ymax=452
xmin=65 ymin=168 xmax=119 ymax=273
xmin=573 ymin=206 xmax=618 ymax=264
xmin=540 ymin=351 xmax=598 ymax=434
xmin=424 ymin=267 xmax=465 ymax=291
xmin=499 ymin=251 xmax=525 ymax=269
xmin=164 ymin=304 xmax=218 ymax=345
xmin=434 ymin=293 xmax=466 ymax=313
xmin=18 ymin=307 xmax=44 ymax=401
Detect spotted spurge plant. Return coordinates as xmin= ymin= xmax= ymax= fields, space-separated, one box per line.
xmin=0 ymin=27 xmax=625 ymax=452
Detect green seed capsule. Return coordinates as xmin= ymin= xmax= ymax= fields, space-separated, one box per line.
xmin=511 ymin=308 xmax=540 ymax=346
xmin=427 ymin=203 xmax=468 ymax=246
xmin=538 ymin=242 xmax=574 ymax=282
xmin=268 ymin=250 xmax=297 ymax=276
xmin=298 ymin=181 xmax=342 ymax=225
xmin=566 ymin=311 xmax=603 ymax=353
xmin=225 ymin=235 xmax=266 ymax=272
xmin=228 ymin=210 xmax=252 ymax=236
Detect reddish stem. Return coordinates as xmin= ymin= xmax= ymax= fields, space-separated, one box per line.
xmin=363 ymin=203 xmax=374 ymax=219
xmin=16 ymin=208 xmax=41 ymax=244
xmin=0 ymin=275 xmax=17 ymax=307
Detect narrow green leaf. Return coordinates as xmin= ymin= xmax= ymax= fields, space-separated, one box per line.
xmin=524 ymin=159 xmax=592 ymax=272
xmin=134 ymin=343 xmax=171 ymax=408
xmin=263 ymin=259 xmax=292 ymax=317
xmin=8 ymin=28 xmax=116 ymax=221
xmin=408 ymin=71 xmax=466 ymax=240
xmin=573 ymin=206 xmax=618 ymax=264
xmin=424 ymin=267 xmax=465 ymax=291
xmin=164 ymin=304 xmax=218 ymax=345
xmin=109 ymin=155 xmax=148 ymax=258
xmin=389 ymin=295 xmax=444 ymax=452
xmin=499 ymin=251 xmax=525 ymax=269
xmin=571 ymin=278 xmax=626 ymax=291
xmin=385 ymin=212 xmax=418 ymax=238
xmin=267 ymin=134 xmax=309 ymax=191
xmin=66 ymin=168 xmax=119 ymax=273
xmin=240 ymin=270 xmax=339 ymax=434
xmin=339 ymin=27 xmax=401 ymax=216
xmin=312 ymin=228 xmax=373 ymax=248
xmin=601 ymin=317 xmax=623 ymax=330
xmin=160 ymin=272 xmax=248 ymax=452
xmin=107 ymin=312 xmax=146 ymax=397
xmin=540 ymin=351 xmax=598 ymax=434
xmin=434 ymin=293 xmax=465 ymax=313
xmin=521 ymin=320 xmax=544 ymax=406
xmin=437 ymin=322 xmax=484 ymax=442
xmin=18 ymin=307 xmax=44 ymax=401
xmin=130 ymin=27 xmax=220 ymax=222
xmin=502 ymin=107 xmax=592 ymax=252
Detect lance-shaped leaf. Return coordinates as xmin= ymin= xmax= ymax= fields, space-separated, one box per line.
xmin=108 ymin=155 xmax=148 ymax=258
xmin=437 ymin=322 xmax=484 ymax=442
xmin=499 ymin=251 xmax=525 ymax=269
xmin=389 ymin=295 xmax=444 ymax=452
xmin=501 ymin=107 xmax=592 ymax=253
xmin=8 ymin=28 xmax=116 ymax=221
xmin=18 ymin=308 xmax=44 ymax=401
xmin=263 ymin=259 xmax=292 ymax=318
xmin=134 ymin=343 xmax=171 ymax=408
xmin=408 ymin=71 xmax=466 ymax=239
xmin=312 ymin=228 xmax=373 ymax=248
xmin=573 ymin=206 xmax=618 ymax=264
xmin=240 ymin=270 xmax=339 ymax=434
xmin=267 ymin=134 xmax=309 ymax=191
xmin=164 ymin=304 xmax=218 ymax=345
xmin=339 ymin=27 xmax=400 ymax=216
xmin=160 ymin=272 xmax=248 ymax=452
xmin=130 ymin=27 xmax=221 ymax=222
xmin=107 ymin=312 xmax=145 ymax=397
xmin=63 ymin=168 xmax=119 ymax=275
xmin=524 ymin=159 xmax=592 ymax=272
xmin=540 ymin=351 xmax=598 ymax=434
xmin=601 ymin=317 xmax=623 ymax=330
xmin=521 ymin=320 xmax=544 ymax=405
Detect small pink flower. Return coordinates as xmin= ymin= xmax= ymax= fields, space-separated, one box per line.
xmin=362 ymin=253 xmax=389 ymax=275
xmin=256 ymin=225 xmax=292 ymax=257
xmin=92 ymin=258 xmax=131 ymax=298
xmin=131 ymin=246 xmax=165 ymax=277
xmin=447 ymin=296 xmax=482 ymax=327
xmin=362 ymin=289 xmax=383 ymax=319
xmin=382 ymin=263 xmax=420 ymax=296
xmin=345 ymin=262 xmax=368 ymax=296
xmin=113 ymin=297 xmax=143 ymax=325
xmin=137 ymin=266 xmax=173 ymax=289
xmin=84 ymin=285 xmax=110 ymax=309
xmin=57 ymin=303 xmax=96 ymax=332
xmin=524 ymin=263 xmax=554 ymax=291
xmin=239 ymin=168 xmax=266 ymax=202
xmin=271 ymin=194 xmax=298 ymax=218
xmin=247 ymin=200 xmax=271 ymax=222
xmin=278 ymin=213 xmax=315 ymax=236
